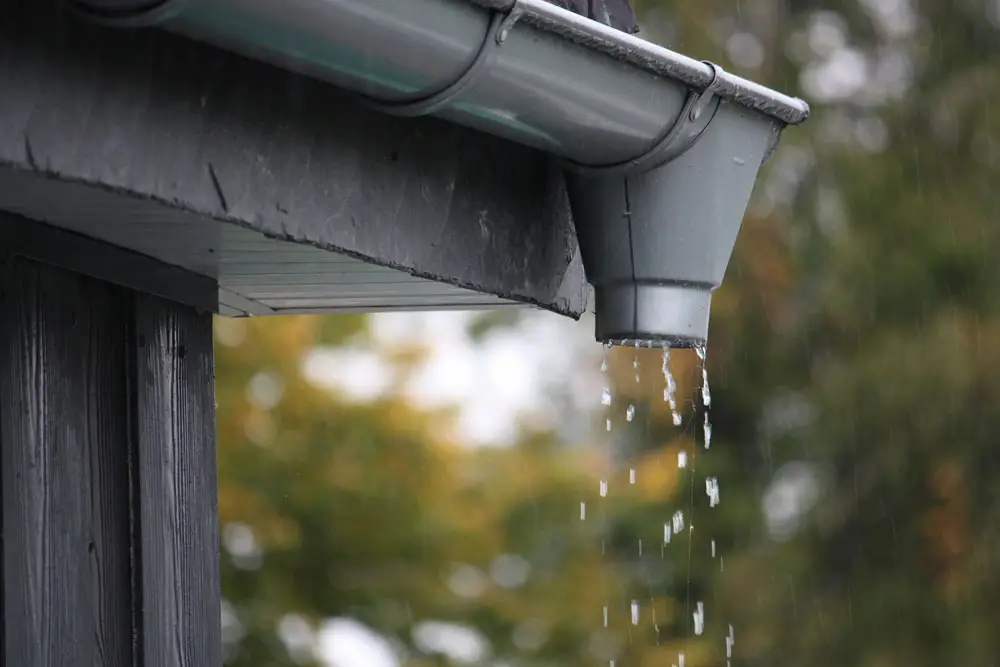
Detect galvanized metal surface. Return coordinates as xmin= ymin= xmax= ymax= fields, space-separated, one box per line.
xmin=73 ymin=0 xmax=809 ymax=168
xmin=568 ymin=100 xmax=776 ymax=345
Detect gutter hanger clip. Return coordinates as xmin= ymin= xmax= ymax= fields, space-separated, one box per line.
xmin=364 ymin=1 xmax=526 ymax=118
xmin=564 ymin=61 xmax=726 ymax=176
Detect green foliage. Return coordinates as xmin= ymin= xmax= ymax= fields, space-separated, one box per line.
xmin=214 ymin=2 xmax=1000 ymax=665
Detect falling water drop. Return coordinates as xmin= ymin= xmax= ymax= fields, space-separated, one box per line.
xmin=629 ymin=467 xmax=636 ymax=484
xmin=606 ymin=418 xmax=612 ymax=432
xmin=603 ymin=604 xmax=609 ymax=627
xmin=703 ymin=412 xmax=713 ymax=449
xmin=661 ymin=348 xmax=682 ymax=425
xmin=602 ymin=387 xmax=612 ymax=406
xmin=600 ymin=478 xmax=608 ymax=497
xmin=630 ymin=600 xmax=640 ymax=625
xmin=695 ymin=344 xmax=711 ymax=407
xmin=664 ymin=523 xmax=672 ymax=544
xmin=672 ymin=510 xmax=685 ymax=533
xmin=633 ymin=346 xmax=640 ymax=384
xmin=677 ymin=450 xmax=688 ymax=468
xmin=638 ymin=538 xmax=643 ymax=556
xmin=706 ymin=477 xmax=720 ymax=507
xmin=626 ymin=404 xmax=635 ymax=422
xmin=711 ymin=539 xmax=716 ymax=558
xmin=678 ymin=652 xmax=685 ymax=667
xmin=580 ymin=502 xmax=586 ymax=521
xmin=693 ymin=601 xmax=705 ymax=635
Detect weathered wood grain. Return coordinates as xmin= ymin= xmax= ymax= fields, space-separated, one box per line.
xmin=133 ymin=293 xmax=221 ymax=667
xmin=0 ymin=257 xmax=220 ymax=666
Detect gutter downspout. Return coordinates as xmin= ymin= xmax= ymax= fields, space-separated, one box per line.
xmin=69 ymin=0 xmax=810 ymax=346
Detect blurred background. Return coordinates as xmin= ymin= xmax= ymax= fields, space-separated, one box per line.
xmin=213 ymin=1 xmax=1000 ymax=665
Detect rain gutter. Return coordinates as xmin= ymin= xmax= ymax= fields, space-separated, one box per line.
xmin=69 ymin=0 xmax=810 ymax=169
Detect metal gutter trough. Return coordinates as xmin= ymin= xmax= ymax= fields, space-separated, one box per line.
xmin=71 ymin=0 xmax=810 ymax=346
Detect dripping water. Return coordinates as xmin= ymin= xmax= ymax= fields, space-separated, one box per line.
xmin=633 ymin=341 xmax=640 ymax=384
xmin=661 ymin=348 xmax=682 ymax=426
xmin=630 ymin=600 xmax=640 ymax=625
xmin=695 ymin=344 xmax=711 ymax=407
xmin=706 ymin=477 xmax=720 ymax=507
xmin=693 ymin=601 xmax=705 ymax=635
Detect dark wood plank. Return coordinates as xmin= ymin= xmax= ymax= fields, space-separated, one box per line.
xmin=0 ymin=256 xmax=221 ymax=666
xmin=0 ymin=258 xmax=133 ymax=667
xmin=133 ymin=293 xmax=221 ymax=667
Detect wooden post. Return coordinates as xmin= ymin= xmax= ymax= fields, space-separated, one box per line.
xmin=0 ymin=256 xmax=221 ymax=666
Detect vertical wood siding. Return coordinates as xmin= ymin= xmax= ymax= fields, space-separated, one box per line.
xmin=0 ymin=257 xmax=220 ymax=666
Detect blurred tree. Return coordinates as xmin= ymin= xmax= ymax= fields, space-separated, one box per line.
xmin=214 ymin=0 xmax=1000 ymax=665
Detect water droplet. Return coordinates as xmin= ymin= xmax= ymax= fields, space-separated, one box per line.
xmin=703 ymin=412 xmax=713 ymax=449
xmin=693 ymin=601 xmax=705 ymax=635
xmin=601 ymin=387 xmax=612 ymax=406
xmin=706 ymin=477 xmax=720 ymax=507
xmin=696 ymin=344 xmax=711 ymax=407
xmin=631 ymin=600 xmax=640 ymax=625
xmin=629 ymin=467 xmax=636 ymax=484
xmin=580 ymin=502 xmax=586 ymax=521
xmin=679 ymin=652 xmax=686 ymax=667
xmin=726 ymin=624 xmax=735 ymax=658
xmin=638 ymin=538 xmax=643 ymax=556
xmin=711 ymin=539 xmax=716 ymax=557
xmin=664 ymin=523 xmax=672 ymax=543
xmin=626 ymin=404 xmax=635 ymax=422
xmin=606 ymin=418 xmax=612 ymax=432
xmin=600 ymin=479 xmax=608 ymax=497
xmin=677 ymin=450 xmax=688 ymax=468
xmin=603 ymin=604 xmax=609 ymax=627
xmin=672 ymin=510 xmax=685 ymax=533
xmin=662 ymin=348 xmax=682 ymax=425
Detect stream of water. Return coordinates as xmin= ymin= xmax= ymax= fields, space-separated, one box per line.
xmin=595 ymin=341 xmax=726 ymax=666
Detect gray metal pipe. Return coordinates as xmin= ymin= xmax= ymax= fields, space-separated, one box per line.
xmin=70 ymin=0 xmax=810 ymax=346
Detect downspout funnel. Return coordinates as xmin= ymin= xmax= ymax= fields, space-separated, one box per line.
xmin=66 ymin=0 xmax=807 ymax=347
xmin=564 ymin=65 xmax=779 ymax=347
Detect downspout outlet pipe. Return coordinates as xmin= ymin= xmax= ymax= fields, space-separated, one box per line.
xmin=68 ymin=0 xmax=810 ymax=347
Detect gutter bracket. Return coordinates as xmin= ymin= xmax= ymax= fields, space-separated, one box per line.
xmin=363 ymin=1 xmax=526 ymax=119
xmin=67 ymin=0 xmax=189 ymax=27
xmin=563 ymin=61 xmax=726 ymax=176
